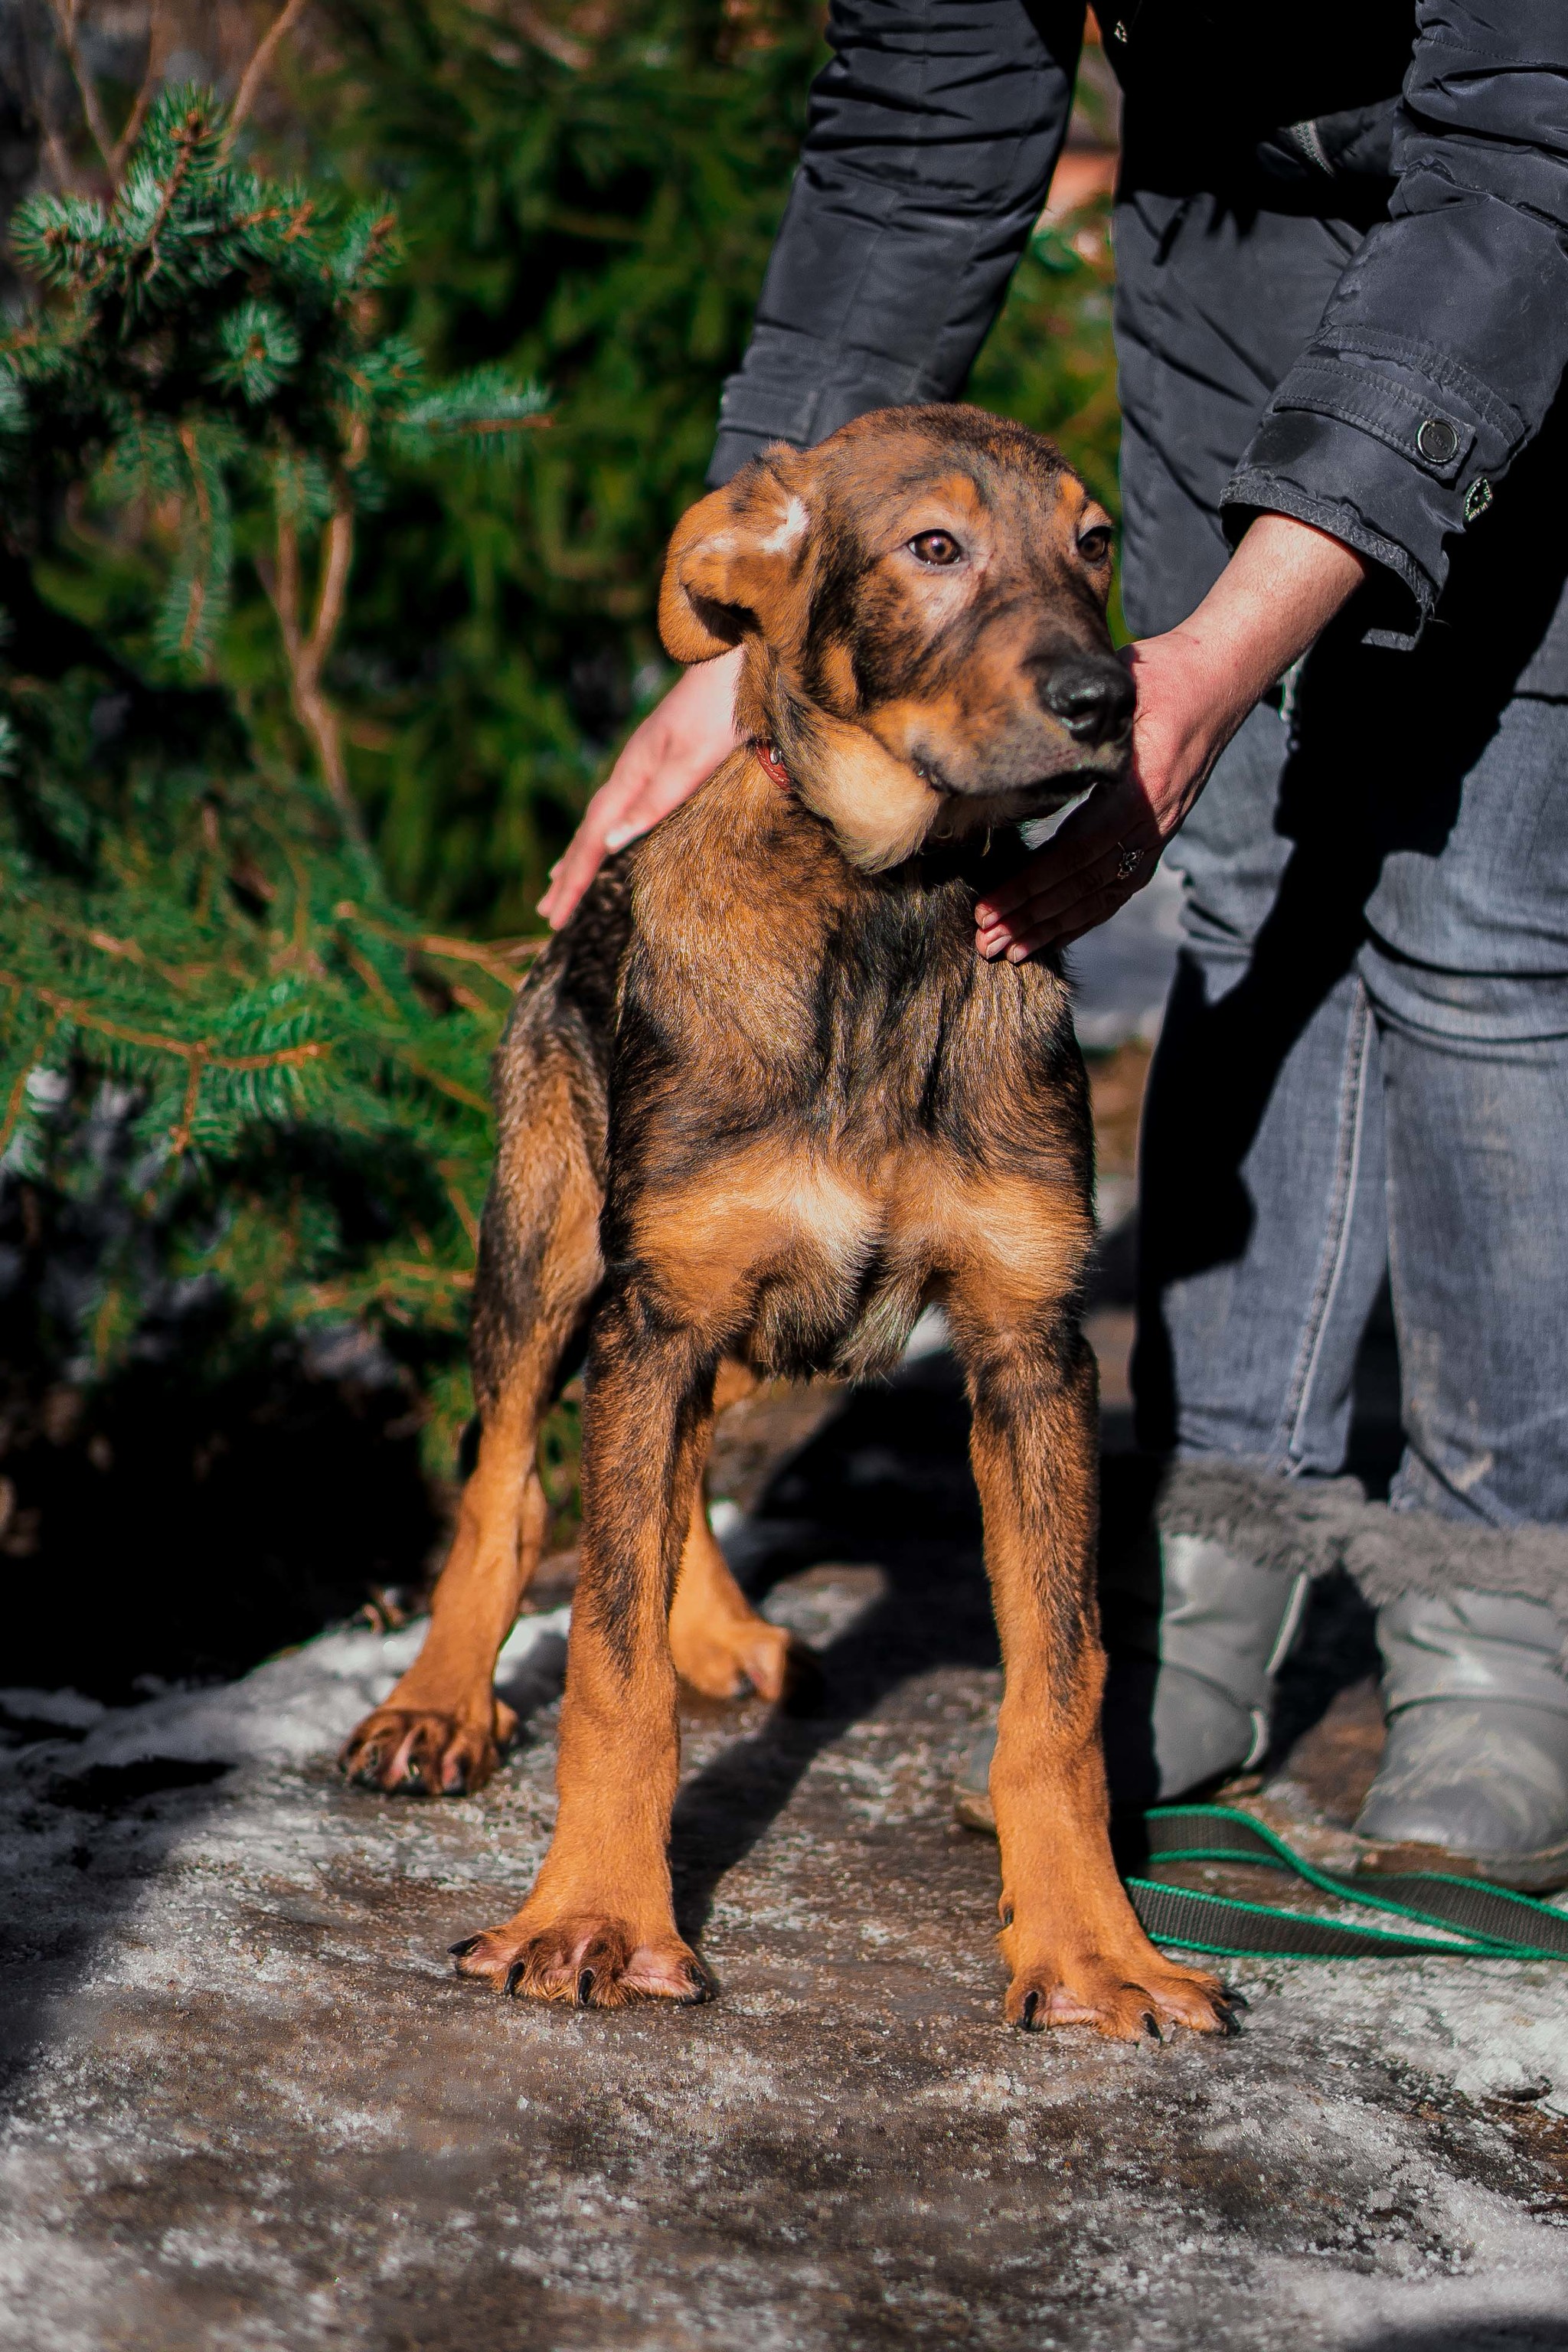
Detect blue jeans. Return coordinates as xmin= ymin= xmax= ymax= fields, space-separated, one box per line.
xmin=1133 ymin=622 xmax=1568 ymax=1530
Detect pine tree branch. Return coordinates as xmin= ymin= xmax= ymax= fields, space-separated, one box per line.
xmin=140 ymin=103 xmax=203 ymax=282
xmin=30 ymin=908 xmax=215 ymax=991
xmin=436 ymin=1161 xmax=481 ymax=1250
xmin=413 ymin=933 xmax=543 ymax=990
xmin=0 ymin=1011 xmax=62 ymax=1156
xmin=386 ymin=1054 xmax=491 ymax=1116
xmin=224 ymin=0 xmax=314 ymax=155
xmin=326 ymin=913 xmax=543 ymax=996
xmin=0 ymin=970 xmax=331 ymax=1079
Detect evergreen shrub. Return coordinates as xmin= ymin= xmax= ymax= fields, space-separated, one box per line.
xmin=0 ymin=83 xmax=544 ymax=1500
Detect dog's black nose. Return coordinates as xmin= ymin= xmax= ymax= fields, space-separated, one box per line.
xmin=1035 ymin=658 xmax=1134 ymax=748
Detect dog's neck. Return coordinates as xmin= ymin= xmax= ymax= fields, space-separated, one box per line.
xmin=742 ymin=659 xmax=1016 ymax=877
xmin=770 ymin=707 xmax=941 ymax=872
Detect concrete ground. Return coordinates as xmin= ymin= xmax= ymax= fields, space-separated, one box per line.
xmin=4 ymin=1338 xmax=1568 ymax=2352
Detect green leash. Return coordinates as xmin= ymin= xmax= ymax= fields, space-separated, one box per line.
xmin=1121 ymin=1805 xmax=1568 ymax=1964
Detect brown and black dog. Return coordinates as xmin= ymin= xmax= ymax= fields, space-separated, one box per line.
xmin=341 ymin=403 xmax=1233 ymax=2040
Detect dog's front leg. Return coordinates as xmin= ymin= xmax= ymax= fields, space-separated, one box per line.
xmin=956 ymin=1305 xmax=1234 ymax=2040
xmin=450 ymin=1298 xmax=717 ymax=2007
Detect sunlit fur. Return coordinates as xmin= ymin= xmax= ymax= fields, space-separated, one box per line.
xmin=662 ymin=405 xmax=1133 ymax=871
xmin=341 ymin=406 xmax=1231 ymax=2043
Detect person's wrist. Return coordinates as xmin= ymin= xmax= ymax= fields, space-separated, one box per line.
xmin=1125 ymin=630 xmax=1250 ymax=822
xmin=1186 ymin=514 xmax=1367 ymax=701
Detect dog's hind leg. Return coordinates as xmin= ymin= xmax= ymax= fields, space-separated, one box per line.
xmin=341 ymin=1040 xmax=603 ymax=1797
xmin=339 ymin=1373 xmax=549 ymax=1796
xmin=667 ymin=1361 xmax=799 ymax=1702
xmin=947 ymin=1237 xmax=1235 ymax=2041
xmin=451 ymin=1298 xmax=717 ymax=2004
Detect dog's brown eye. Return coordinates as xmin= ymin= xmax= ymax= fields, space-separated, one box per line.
xmin=1078 ymin=526 xmax=1113 ymax=565
xmin=909 ymin=531 xmax=962 ymax=567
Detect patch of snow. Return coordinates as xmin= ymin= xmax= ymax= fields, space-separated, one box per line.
xmin=903 ymin=1302 xmax=949 ymax=1361
xmin=61 ymin=1606 xmax=570 ymax=1771
xmin=0 ymin=1687 xmax=106 ymax=1730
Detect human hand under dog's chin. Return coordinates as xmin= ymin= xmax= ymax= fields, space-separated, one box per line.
xmin=972 ymin=632 xmax=1231 ymax=962
xmin=974 ymin=514 xmax=1370 ymax=962
xmin=537 ymin=646 xmax=744 ymax=929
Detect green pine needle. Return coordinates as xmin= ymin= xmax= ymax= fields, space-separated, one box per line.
xmin=0 ymin=82 xmax=549 ymax=1465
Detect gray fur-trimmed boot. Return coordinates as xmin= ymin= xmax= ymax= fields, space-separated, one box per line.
xmin=1354 ymin=1589 xmax=1568 ymax=1893
xmin=952 ymin=1524 xmax=1311 ymax=1831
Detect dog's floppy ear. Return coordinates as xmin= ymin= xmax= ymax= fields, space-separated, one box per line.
xmin=658 ymin=451 xmax=814 ymax=665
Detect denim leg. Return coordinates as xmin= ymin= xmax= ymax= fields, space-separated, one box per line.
xmin=1360 ymin=695 xmax=1568 ymax=1527
xmin=1135 ymin=705 xmax=1390 ymax=1472
xmin=1375 ymin=1014 xmax=1568 ymax=1524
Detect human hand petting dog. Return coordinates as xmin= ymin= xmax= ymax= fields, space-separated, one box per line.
xmin=537 ymin=645 xmax=743 ymax=927
xmin=973 ymin=514 xmax=1368 ymax=961
xmin=538 ymin=511 xmax=1366 ymax=946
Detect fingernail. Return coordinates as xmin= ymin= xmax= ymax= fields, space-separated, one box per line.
xmin=604 ymin=824 xmax=637 ymax=851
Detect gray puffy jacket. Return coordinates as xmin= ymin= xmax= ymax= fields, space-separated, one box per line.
xmin=710 ymin=0 xmax=1568 ymax=690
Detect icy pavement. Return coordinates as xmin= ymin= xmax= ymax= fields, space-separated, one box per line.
xmin=3 ymin=1364 xmax=1568 ymax=2350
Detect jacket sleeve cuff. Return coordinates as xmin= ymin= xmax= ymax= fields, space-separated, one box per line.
xmin=1222 ymin=340 xmax=1523 ymax=649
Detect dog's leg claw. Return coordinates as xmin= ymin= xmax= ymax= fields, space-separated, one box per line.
xmin=1004 ymin=1945 xmax=1231 ymax=2041
xmin=449 ymin=1911 xmax=714 ymax=2011
xmin=680 ymin=1959 xmax=718 ymax=2005
xmin=340 ymin=1698 xmax=518 ymax=1798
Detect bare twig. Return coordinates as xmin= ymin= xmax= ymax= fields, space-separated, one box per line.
xmin=256 ymin=487 xmax=365 ymax=846
xmin=436 ymin=1162 xmax=482 ymax=1250
xmin=43 ymin=0 xmax=117 ymax=180
xmin=470 ymin=0 xmax=589 ymax=71
xmin=307 ymin=501 xmax=354 ymax=677
xmin=224 ymin=0 xmax=312 ymax=154
xmin=38 ymin=116 xmax=80 ymax=195
xmin=111 ymin=0 xmax=175 ymax=177
xmin=175 ymin=420 xmax=213 ymax=658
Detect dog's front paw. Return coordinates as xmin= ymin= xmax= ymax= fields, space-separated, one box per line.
xmin=1002 ymin=1939 xmax=1238 ymax=2041
xmin=449 ymin=1911 xmax=717 ymax=2009
xmin=338 ymin=1698 xmax=517 ymax=1796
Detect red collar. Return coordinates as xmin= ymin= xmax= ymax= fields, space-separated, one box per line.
xmin=753 ymin=739 xmax=791 ymax=792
